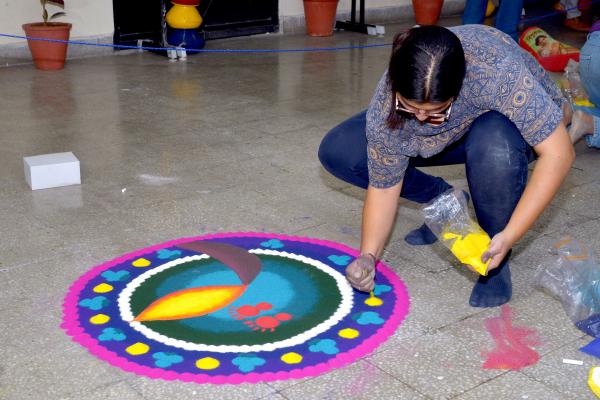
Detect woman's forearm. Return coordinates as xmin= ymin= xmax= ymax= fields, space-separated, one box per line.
xmin=503 ymin=124 xmax=575 ymax=245
xmin=360 ymin=182 xmax=403 ymax=258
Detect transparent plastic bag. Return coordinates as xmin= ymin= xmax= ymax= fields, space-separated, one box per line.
xmin=561 ymin=59 xmax=593 ymax=106
xmin=534 ymin=237 xmax=600 ymax=337
xmin=423 ymin=189 xmax=491 ymax=276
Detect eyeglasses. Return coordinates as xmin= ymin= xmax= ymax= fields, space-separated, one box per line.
xmin=395 ymin=93 xmax=453 ymax=124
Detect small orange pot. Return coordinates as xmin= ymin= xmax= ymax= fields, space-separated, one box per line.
xmin=303 ymin=0 xmax=339 ymax=37
xmin=412 ymin=0 xmax=444 ymax=25
xmin=22 ymin=22 xmax=72 ymax=70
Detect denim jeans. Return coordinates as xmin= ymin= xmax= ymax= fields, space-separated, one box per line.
xmin=462 ymin=0 xmax=524 ymax=40
xmin=318 ymin=110 xmax=536 ymax=242
xmin=579 ymin=31 xmax=600 ymax=147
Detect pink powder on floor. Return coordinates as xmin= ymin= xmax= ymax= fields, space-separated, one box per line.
xmin=344 ymin=361 xmax=378 ymax=396
xmin=482 ymin=305 xmax=541 ymax=370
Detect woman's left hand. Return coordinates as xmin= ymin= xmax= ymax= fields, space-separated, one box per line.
xmin=482 ymin=231 xmax=514 ymax=272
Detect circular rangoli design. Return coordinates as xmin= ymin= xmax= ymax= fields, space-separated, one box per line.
xmin=62 ymin=233 xmax=410 ymax=383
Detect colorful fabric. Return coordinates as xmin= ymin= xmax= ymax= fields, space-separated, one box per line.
xmin=62 ymin=233 xmax=410 ymax=384
xmin=580 ymin=336 xmax=600 ymax=357
xmin=519 ymin=26 xmax=580 ymax=72
xmin=591 ymin=21 xmax=600 ymax=33
xmin=366 ymin=25 xmax=565 ymax=189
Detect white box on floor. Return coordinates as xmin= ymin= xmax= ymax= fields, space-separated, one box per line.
xmin=23 ymin=152 xmax=81 ymax=190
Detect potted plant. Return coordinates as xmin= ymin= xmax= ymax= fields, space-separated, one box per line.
xmin=22 ymin=0 xmax=71 ymax=70
xmin=303 ymin=0 xmax=339 ymax=37
xmin=412 ymin=0 xmax=444 ymax=25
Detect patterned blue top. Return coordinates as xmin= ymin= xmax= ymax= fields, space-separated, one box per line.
xmin=366 ymin=25 xmax=566 ymax=188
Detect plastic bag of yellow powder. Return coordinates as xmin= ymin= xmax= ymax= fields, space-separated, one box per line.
xmin=441 ymin=230 xmax=491 ymax=275
xmin=423 ymin=189 xmax=491 ymax=276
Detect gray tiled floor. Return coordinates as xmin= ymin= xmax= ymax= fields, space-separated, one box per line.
xmin=1 ymin=13 xmax=599 ymax=400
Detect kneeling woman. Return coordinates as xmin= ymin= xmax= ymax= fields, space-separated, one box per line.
xmin=318 ymin=25 xmax=574 ymax=307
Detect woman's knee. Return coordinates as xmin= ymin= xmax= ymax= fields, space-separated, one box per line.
xmin=465 ymin=111 xmax=532 ymax=203
xmin=318 ymin=111 xmax=369 ymax=187
xmin=318 ymin=112 xmax=367 ymax=171
xmin=318 ymin=128 xmax=344 ymax=172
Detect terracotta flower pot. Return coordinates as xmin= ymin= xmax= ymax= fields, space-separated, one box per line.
xmin=303 ymin=0 xmax=339 ymax=37
xmin=412 ymin=0 xmax=444 ymax=25
xmin=22 ymin=22 xmax=72 ymax=70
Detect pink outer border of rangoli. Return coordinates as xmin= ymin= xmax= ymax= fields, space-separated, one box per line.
xmin=61 ymin=232 xmax=410 ymax=384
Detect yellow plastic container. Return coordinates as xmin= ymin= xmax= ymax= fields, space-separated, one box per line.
xmin=589 ymin=366 xmax=600 ymax=398
xmin=166 ymin=4 xmax=203 ymax=29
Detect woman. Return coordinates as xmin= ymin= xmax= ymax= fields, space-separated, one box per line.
xmin=318 ymin=25 xmax=575 ymax=308
xmin=462 ymin=0 xmax=523 ymax=40
xmin=570 ymin=20 xmax=600 ymax=147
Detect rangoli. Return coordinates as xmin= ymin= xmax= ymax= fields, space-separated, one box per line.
xmin=62 ymin=233 xmax=410 ymax=383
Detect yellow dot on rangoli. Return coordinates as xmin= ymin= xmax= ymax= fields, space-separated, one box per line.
xmin=281 ymin=352 xmax=303 ymax=364
xmin=365 ymin=296 xmax=383 ymax=307
xmin=196 ymin=357 xmax=220 ymax=370
xmin=93 ymin=283 xmax=114 ymax=293
xmin=338 ymin=328 xmax=360 ymax=339
xmin=365 ymin=291 xmax=383 ymax=307
xmin=126 ymin=342 xmax=150 ymax=356
xmin=89 ymin=314 xmax=110 ymax=325
xmin=132 ymin=258 xmax=151 ymax=267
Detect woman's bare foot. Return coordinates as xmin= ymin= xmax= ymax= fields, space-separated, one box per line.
xmin=569 ymin=110 xmax=594 ymax=144
xmin=563 ymin=102 xmax=573 ymax=126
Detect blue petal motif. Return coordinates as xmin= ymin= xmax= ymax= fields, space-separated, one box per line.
xmin=79 ymin=296 xmax=110 ymax=311
xmin=373 ymin=284 xmax=392 ymax=296
xmin=352 ymin=311 xmax=385 ymax=325
xmin=327 ymin=255 xmax=352 ymax=266
xmin=156 ymin=249 xmax=182 ymax=260
xmin=98 ymin=327 xmax=126 ymax=342
xmin=152 ymin=352 xmax=184 ymax=368
xmin=260 ymin=239 xmax=284 ymax=249
xmin=232 ymin=354 xmax=266 ymax=373
xmin=308 ymin=338 xmax=340 ymax=355
xmin=101 ymin=270 xmax=130 ymax=282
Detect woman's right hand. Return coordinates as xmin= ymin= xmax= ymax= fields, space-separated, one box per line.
xmin=345 ymin=253 xmax=376 ymax=292
xmin=351 ymin=182 xmax=402 ymax=292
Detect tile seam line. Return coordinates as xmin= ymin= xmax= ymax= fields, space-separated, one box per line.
xmin=363 ymin=358 xmax=434 ymax=400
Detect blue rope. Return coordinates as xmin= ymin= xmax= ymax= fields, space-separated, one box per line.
xmin=1 ymin=0 xmax=596 ymax=55
xmin=0 ymin=32 xmax=390 ymax=53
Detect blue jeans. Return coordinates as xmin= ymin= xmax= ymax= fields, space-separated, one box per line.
xmin=462 ymin=0 xmax=524 ymax=40
xmin=318 ymin=110 xmax=535 ymax=246
xmin=580 ymin=31 xmax=600 ymax=147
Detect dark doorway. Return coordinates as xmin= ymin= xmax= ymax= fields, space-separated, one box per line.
xmin=113 ymin=0 xmax=278 ymax=47
xmin=113 ymin=0 xmax=163 ymax=47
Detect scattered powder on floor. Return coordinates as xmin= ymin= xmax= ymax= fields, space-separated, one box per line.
xmin=138 ymin=174 xmax=179 ymax=185
xmin=482 ymin=305 xmax=541 ymax=370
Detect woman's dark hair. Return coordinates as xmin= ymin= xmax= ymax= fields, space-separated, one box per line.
xmin=387 ymin=25 xmax=466 ymax=129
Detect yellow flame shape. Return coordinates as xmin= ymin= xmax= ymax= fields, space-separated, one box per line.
xmin=134 ymin=285 xmax=247 ymax=322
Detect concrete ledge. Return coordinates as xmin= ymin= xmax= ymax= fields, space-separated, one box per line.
xmin=281 ymin=1 xmax=464 ymax=35
xmin=1 ymin=1 xmax=465 ymax=66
